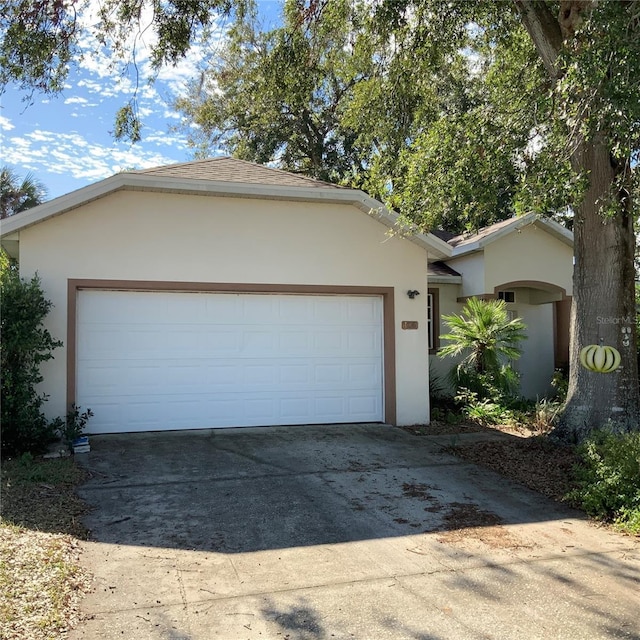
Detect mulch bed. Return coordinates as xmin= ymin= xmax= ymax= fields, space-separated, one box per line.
xmin=401 ymin=423 xmax=580 ymax=502
xmin=448 ymin=437 xmax=580 ymax=501
xmin=401 ymin=421 xmax=486 ymax=436
xmin=1 ymin=458 xmax=90 ymax=539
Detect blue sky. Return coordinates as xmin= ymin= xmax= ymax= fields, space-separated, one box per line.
xmin=1 ymin=2 xmax=281 ymax=201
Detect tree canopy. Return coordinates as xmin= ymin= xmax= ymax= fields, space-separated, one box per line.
xmin=0 ymin=166 xmax=47 ymax=218
xmin=174 ymin=1 xmax=376 ymax=183
xmin=174 ymin=0 xmax=547 ymax=232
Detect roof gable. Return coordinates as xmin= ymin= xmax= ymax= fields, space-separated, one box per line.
xmin=449 ymin=213 xmax=573 ymax=256
xmin=0 ymin=158 xmax=452 ymax=260
xmin=132 ymin=157 xmax=344 ymax=190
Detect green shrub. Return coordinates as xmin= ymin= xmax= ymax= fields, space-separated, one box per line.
xmin=57 ymin=404 xmax=94 ymax=450
xmin=439 ymin=298 xmax=526 ymax=380
xmin=550 ymin=368 xmax=569 ymax=401
xmin=568 ymin=431 xmax=640 ymax=534
xmin=460 ymin=393 xmax=508 ymax=425
xmin=1 ymin=256 xmax=63 ymax=456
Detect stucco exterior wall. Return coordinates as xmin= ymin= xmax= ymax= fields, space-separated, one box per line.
xmin=446 ymin=253 xmax=484 ymax=298
xmin=18 ymin=190 xmax=430 ymax=425
xmin=516 ymin=302 xmax=555 ymax=398
xmin=429 ymin=287 xmax=556 ymax=400
xmin=484 ymin=224 xmax=573 ymax=295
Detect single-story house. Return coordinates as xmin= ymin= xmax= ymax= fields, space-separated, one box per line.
xmin=1 ymin=158 xmax=451 ymax=433
xmin=427 ymin=215 xmax=574 ymax=399
xmin=1 ymin=158 xmax=573 ymax=434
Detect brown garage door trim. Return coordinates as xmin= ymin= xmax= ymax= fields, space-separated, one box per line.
xmin=67 ymin=279 xmax=397 ymax=425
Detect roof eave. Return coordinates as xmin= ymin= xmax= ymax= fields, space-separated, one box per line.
xmin=451 ymin=213 xmax=573 ymax=257
xmin=428 ymin=275 xmax=463 ymax=284
xmin=0 ymin=173 xmax=453 ymax=259
xmin=0 ymin=173 xmax=128 ymax=236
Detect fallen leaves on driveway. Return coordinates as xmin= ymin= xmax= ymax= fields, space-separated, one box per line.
xmin=447 ymin=438 xmax=579 ymax=502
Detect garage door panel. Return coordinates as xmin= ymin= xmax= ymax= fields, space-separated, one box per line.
xmin=279 ymin=331 xmax=310 ymax=351
xmin=77 ymin=291 xmax=383 ymax=433
xmin=277 ymin=363 xmax=310 ymax=384
xmin=347 ymin=298 xmax=379 ymax=321
xmin=241 ymin=295 xmax=277 ymax=321
xmin=349 ymin=394 xmax=380 ymax=417
xmin=348 ymin=362 xmax=381 ymax=385
xmin=277 ymin=296 xmax=312 ymax=321
xmin=347 ymin=329 xmax=381 ymax=353
xmin=242 ymin=330 xmax=276 ymax=353
xmin=313 ymin=297 xmax=345 ymax=321
xmin=313 ymin=331 xmax=344 ymax=352
xmin=201 ymin=330 xmax=241 ymax=353
xmin=314 ymin=364 xmax=342 ymax=384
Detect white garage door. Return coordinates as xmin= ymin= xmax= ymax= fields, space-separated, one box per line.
xmin=77 ymin=290 xmax=384 ymax=433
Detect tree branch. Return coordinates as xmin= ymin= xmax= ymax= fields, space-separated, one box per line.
xmin=512 ymin=0 xmax=564 ymax=80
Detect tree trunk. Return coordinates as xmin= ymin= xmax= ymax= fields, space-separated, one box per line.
xmin=557 ymin=138 xmax=640 ymax=439
xmin=514 ymin=0 xmax=639 ymax=440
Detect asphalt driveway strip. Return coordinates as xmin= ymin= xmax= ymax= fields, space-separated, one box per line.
xmin=71 ymin=423 xmax=640 ymax=640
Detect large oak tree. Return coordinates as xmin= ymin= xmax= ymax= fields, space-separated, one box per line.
xmin=2 ymin=0 xmax=638 ymax=438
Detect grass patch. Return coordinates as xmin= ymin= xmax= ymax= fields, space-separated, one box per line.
xmin=1 ymin=453 xmax=91 ymax=639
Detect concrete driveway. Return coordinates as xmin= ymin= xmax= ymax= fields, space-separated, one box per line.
xmin=71 ymin=424 xmax=639 ymax=640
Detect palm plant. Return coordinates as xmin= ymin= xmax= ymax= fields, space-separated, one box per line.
xmin=439 ymin=297 xmax=527 ymax=396
xmin=0 ymin=166 xmax=47 ymax=218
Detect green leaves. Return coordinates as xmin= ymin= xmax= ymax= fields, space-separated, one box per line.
xmin=174 ymin=0 xmax=374 ymax=182
xmin=114 ymin=103 xmax=142 ymax=143
xmin=0 ymin=166 xmax=47 ymax=219
xmin=0 ymin=0 xmax=77 ymax=94
xmin=439 ymin=297 xmax=527 ymax=376
xmin=1 ymin=259 xmax=63 ymax=456
xmin=555 ymin=1 xmax=640 ymax=166
xmin=439 ymin=297 xmax=527 ymax=402
xmin=568 ymin=430 xmax=640 ymax=534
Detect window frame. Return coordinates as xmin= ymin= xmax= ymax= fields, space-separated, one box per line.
xmin=497 ymin=290 xmax=516 ymax=303
xmin=427 ymin=288 xmax=440 ymax=354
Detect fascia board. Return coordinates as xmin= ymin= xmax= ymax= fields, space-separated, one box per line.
xmin=452 ymin=214 xmax=533 ymax=256
xmin=427 ymin=275 xmax=463 ymax=284
xmin=534 ymin=218 xmax=574 ymax=247
xmin=0 ymin=174 xmax=128 ymax=236
xmin=451 ymin=213 xmax=573 ymax=257
xmin=0 ymin=173 xmax=454 ymax=259
xmin=360 ymin=194 xmax=451 ymax=259
xmin=451 ymin=242 xmax=484 ymax=257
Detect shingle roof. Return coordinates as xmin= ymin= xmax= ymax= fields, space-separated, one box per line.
xmin=448 ymin=217 xmax=520 ymax=248
xmin=130 ymin=157 xmax=344 ymax=190
xmin=430 ymin=229 xmax=457 ymax=243
xmin=1 ymin=158 xmax=454 ymax=259
xmin=427 ymin=261 xmax=462 ymax=277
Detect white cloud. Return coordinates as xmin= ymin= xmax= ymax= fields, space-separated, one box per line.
xmin=26 ymin=130 xmax=55 ymax=142
xmin=0 ymin=115 xmax=15 ymax=131
xmin=3 ymin=0 xmax=234 ymax=198
xmin=3 ymin=128 xmax=181 ymax=185
xmin=64 ymin=96 xmax=89 ymax=105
